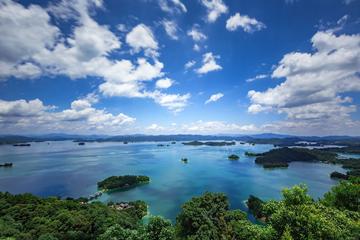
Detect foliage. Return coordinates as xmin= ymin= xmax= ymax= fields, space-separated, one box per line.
xmin=0 ymin=192 xmax=146 ymax=240
xmin=1 ymin=178 xmax=359 ymax=240
xmin=322 ymin=177 xmax=360 ymax=212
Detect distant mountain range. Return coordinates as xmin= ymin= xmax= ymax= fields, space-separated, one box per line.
xmin=0 ymin=133 xmax=359 ymax=145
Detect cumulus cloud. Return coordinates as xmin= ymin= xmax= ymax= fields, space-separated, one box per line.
xmin=0 ymin=95 xmax=135 ymax=134
xmin=126 ymin=24 xmax=158 ymax=55
xmin=226 ymin=13 xmax=265 ymax=32
xmin=158 ymin=0 xmax=187 ymax=14
xmin=0 ymin=0 xmax=190 ymax=112
xmin=161 ymin=19 xmax=179 ymax=40
xmin=205 ymin=93 xmax=224 ymax=104
xmin=200 ymin=0 xmax=228 ymax=23
xmin=146 ymin=91 xmax=191 ymax=113
xmin=155 ymin=78 xmax=173 ymax=89
xmin=187 ymin=26 xmax=207 ymax=42
xmin=181 ymin=121 xmax=258 ymax=134
xmin=0 ymin=0 xmax=59 ymax=79
xmin=248 ymin=31 xmax=360 ymax=133
xmin=196 ymin=52 xmax=222 ymax=74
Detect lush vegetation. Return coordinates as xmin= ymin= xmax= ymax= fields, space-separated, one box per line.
xmin=97 ymin=175 xmax=150 ymax=191
xmin=228 ymin=154 xmax=240 ymax=160
xmin=1 ymin=177 xmax=359 ymax=240
xmin=183 ymin=141 xmax=236 ymax=146
xmin=0 ymin=192 xmax=147 ymax=240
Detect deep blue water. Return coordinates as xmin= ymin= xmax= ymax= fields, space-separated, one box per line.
xmin=0 ymin=141 xmax=345 ymax=221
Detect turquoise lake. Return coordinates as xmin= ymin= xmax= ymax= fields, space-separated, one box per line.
xmin=0 ymin=141 xmax=346 ymax=221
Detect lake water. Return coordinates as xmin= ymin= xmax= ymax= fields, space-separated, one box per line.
xmin=0 ymin=141 xmax=345 ymax=221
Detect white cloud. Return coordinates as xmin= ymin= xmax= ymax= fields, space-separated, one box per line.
xmin=155 ymin=78 xmax=173 ymax=89
xmin=187 ymin=26 xmax=207 ymax=41
xmin=184 ymin=60 xmax=196 ymax=70
xmin=161 ymin=19 xmax=178 ymax=40
xmin=246 ymin=74 xmax=268 ymax=82
xmin=181 ymin=121 xmax=258 ymax=134
xmin=0 ymin=1 xmax=192 ymax=112
xmin=146 ymin=91 xmax=191 ymax=113
xmin=126 ymin=24 xmax=158 ymax=55
xmin=0 ymin=95 xmax=136 ymax=134
xmin=0 ymin=98 xmax=53 ymax=117
xmin=117 ymin=24 xmax=127 ymax=32
xmin=205 ymin=93 xmax=224 ymax=104
xmin=158 ymin=0 xmax=187 ymax=14
xmin=98 ymin=58 xmax=164 ymax=97
xmin=200 ymin=0 xmax=228 ymax=23
xmin=248 ymin=31 xmax=360 ymax=133
xmin=0 ymin=0 xmax=59 ymax=79
xmin=146 ymin=123 xmax=165 ymax=131
xmin=226 ymin=13 xmax=265 ymax=32
xmin=193 ymin=44 xmax=201 ymax=52
xmin=196 ymin=52 xmax=222 ymax=74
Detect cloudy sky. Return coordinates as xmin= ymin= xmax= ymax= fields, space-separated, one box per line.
xmin=0 ymin=0 xmax=359 ymax=136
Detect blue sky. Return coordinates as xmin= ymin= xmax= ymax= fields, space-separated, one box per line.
xmin=0 ymin=0 xmax=359 ymax=135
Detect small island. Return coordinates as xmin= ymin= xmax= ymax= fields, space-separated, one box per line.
xmin=228 ymin=154 xmax=240 ymax=160
xmin=181 ymin=158 xmax=188 ymax=163
xmin=245 ymin=151 xmax=263 ymax=157
xmin=0 ymin=162 xmax=13 ymax=168
xmin=13 ymin=143 xmax=31 ymax=147
xmin=330 ymin=171 xmax=349 ymax=180
xmin=98 ymin=175 xmax=150 ymax=192
xmin=183 ymin=141 xmax=236 ymax=146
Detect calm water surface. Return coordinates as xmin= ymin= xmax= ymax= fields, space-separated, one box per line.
xmin=0 ymin=141 xmax=345 ymax=221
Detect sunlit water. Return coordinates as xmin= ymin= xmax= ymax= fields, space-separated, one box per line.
xmin=0 ymin=141 xmax=346 ymax=221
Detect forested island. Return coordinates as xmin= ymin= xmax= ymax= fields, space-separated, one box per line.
xmin=0 ymin=177 xmax=359 ymax=239
xmin=251 ymin=147 xmax=360 ymax=175
xmin=183 ymin=141 xmax=236 ymax=146
xmin=0 ymin=162 xmax=13 ymax=167
xmin=97 ymin=175 xmax=150 ymax=191
xmin=228 ymin=154 xmax=240 ymax=160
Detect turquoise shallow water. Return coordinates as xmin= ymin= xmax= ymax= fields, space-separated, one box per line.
xmin=0 ymin=141 xmax=345 ymax=221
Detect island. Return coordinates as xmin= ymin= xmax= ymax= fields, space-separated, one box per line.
xmin=183 ymin=141 xmax=236 ymax=146
xmin=97 ymin=175 xmax=150 ymax=191
xmin=181 ymin=158 xmax=188 ymax=163
xmin=253 ymin=147 xmax=360 ymax=175
xmin=245 ymin=151 xmax=263 ymax=157
xmin=0 ymin=162 xmax=13 ymax=167
xmin=228 ymin=154 xmax=240 ymax=160
xmin=13 ymin=143 xmax=31 ymax=147
xmin=330 ymin=171 xmax=348 ymax=180
xmin=254 ymin=147 xmax=337 ymax=168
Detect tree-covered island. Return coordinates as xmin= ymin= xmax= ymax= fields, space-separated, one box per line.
xmin=97 ymin=175 xmax=150 ymax=192
xmin=183 ymin=141 xmax=236 ymax=146
xmin=228 ymin=154 xmax=240 ymax=160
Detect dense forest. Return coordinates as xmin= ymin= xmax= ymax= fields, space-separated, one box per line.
xmin=0 ymin=177 xmax=359 ymax=240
